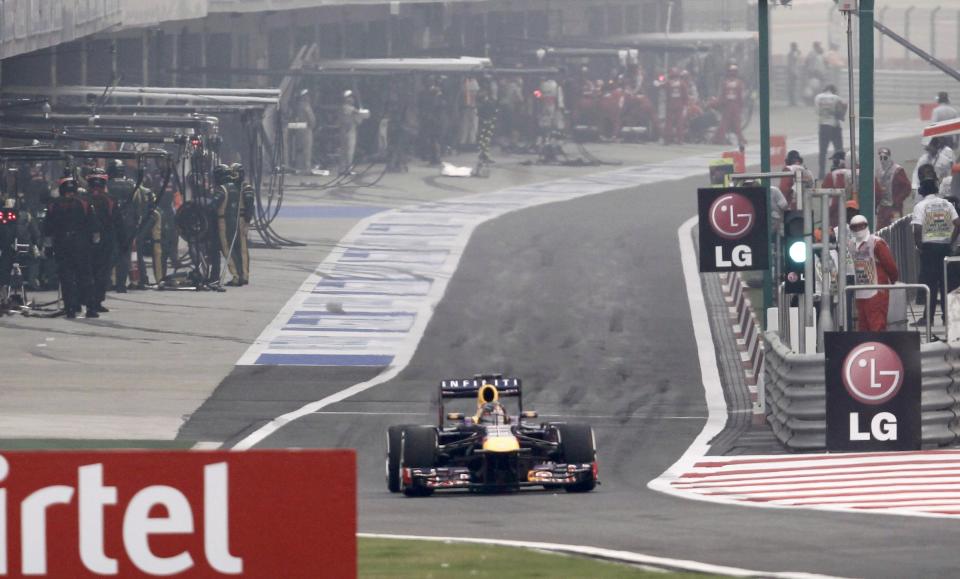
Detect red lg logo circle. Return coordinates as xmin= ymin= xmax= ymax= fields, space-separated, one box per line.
xmin=842 ymin=342 xmax=904 ymax=405
xmin=708 ymin=193 xmax=755 ymax=240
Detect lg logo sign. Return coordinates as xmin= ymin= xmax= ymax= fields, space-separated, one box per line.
xmin=708 ymin=193 xmax=755 ymax=240
xmin=826 ymin=332 xmax=920 ymax=452
xmin=842 ymin=342 xmax=903 ymax=441
xmin=697 ymin=187 xmax=767 ymax=273
xmin=709 ymin=193 xmax=754 ymax=267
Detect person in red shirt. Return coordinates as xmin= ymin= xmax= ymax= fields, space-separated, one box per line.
xmin=849 ymin=215 xmax=899 ymax=331
xmin=662 ymin=68 xmax=688 ymax=144
xmin=778 ymin=150 xmax=814 ymax=209
xmin=713 ymin=64 xmax=746 ymax=147
xmin=874 ymin=147 xmax=912 ymax=228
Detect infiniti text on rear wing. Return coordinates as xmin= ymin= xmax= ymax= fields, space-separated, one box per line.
xmin=440 ymin=377 xmax=522 ymax=399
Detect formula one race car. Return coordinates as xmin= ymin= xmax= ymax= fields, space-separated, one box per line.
xmin=385 ymin=374 xmax=598 ymax=496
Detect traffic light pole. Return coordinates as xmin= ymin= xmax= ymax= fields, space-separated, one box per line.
xmin=859 ymin=0 xmax=876 ymax=228
xmin=758 ymin=0 xmax=774 ymax=317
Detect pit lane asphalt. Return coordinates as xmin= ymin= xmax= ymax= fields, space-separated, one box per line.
xmin=190 ymin=136 xmax=958 ymax=578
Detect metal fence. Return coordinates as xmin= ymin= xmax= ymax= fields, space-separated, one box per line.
xmin=877 ymin=215 xmax=919 ymax=285
xmin=770 ymin=65 xmax=957 ymax=105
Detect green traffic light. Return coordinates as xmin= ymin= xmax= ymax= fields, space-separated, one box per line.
xmin=788 ymin=240 xmax=806 ymax=263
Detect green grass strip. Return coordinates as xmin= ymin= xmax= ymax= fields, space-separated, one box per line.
xmin=359 ymin=538 xmax=720 ymax=578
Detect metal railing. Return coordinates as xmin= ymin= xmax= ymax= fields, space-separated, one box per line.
xmin=844 ymin=283 xmax=932 ymax=342
xmin=876 ymin=215 xmax=919 ymax=285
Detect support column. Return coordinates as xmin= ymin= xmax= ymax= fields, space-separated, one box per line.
xmin=80 ymin=39 xmax=88 ymax=86
xmin=50 ymin=46 xmax=58 ymax=106
xmin=859 ymin=0 xmax=876 ymax=228
xmin=340 ymin=9 xmax=348 ymax=57
xmin=759 ymin=0 xmax=773 ymax=313
xmin=200 ymin=27 xmax=208 ymax=87
xmin=171 ymin=32 xmax=179 ymax=88
xmin=111 ymin=39 xmax=118 ymax=82
xmin=142 ymin=30 xmax=150 ymax=87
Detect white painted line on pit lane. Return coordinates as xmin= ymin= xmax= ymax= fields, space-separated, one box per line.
xmin=357 ymin=533 xmax=849 ymax=579
xmin=191 ymin=441 xmax=223 ymax=450
xmin=646 ymin=216 xmax=730 ymax=492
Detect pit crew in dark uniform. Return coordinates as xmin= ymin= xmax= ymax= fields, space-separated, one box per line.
xmin=44 ymin=177 xmax=99 ymax=318
xmin=215 ymin=163 xmax=253 ymax=286
xmin=83 ymin=169 xmax=122 ymax=312
xmin=107 ymin=160 xmax=160 ymax=289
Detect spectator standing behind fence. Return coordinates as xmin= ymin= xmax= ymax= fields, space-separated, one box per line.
xmin=932 ymin=92 xmax=959 ymax=149
xmin=292 ymin=89 xmax=316 ymax=175
xmin=339 ymin=91 xmax=366 ymax=177
xmin=815 ymin=85 xmax=847 ymax=180
xmin=848 ymin=215 xmax=898 ymax=332
xmin=912 ymin=179 xmax=960 ymax=326
xmin=786 ymin=42 xmax=801 ymax=107
xmin=912 ymin=137 xmax=955 ymax=192
xmin=498 ymin=75 xmax=524 ymax=149
xmin=459 ymin=75 xmax=480 ymax=151
xmin=779 ymin=149 xmax=814 ymax=209
xmin=875 ymin=147 xmax=912 ymax=228
xmin=824 ymin=43 xmax=845 ymax=88
xmin=803 ymin=42 xmax=826 ymax=105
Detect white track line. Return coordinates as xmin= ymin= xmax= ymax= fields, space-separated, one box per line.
xmin=647 ymin=216 xmax=730 ymax=493
xmin=357 ymin=532 xmax=848 ymax=579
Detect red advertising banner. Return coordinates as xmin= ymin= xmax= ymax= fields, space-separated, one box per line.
xmin=0 ymin=450 xmax=356 ymax=577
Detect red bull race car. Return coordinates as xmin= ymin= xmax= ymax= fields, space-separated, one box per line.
xmin=385 ymin=374 xmax=599 ymax=496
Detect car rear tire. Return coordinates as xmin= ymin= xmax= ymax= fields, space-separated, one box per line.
xmin=401 ymin=426 xmax=437 ymax=497
xmin=386 ymin=425 xmax=410 ymax=493
xmin=555 ymin=423 xmax=597 ymax=493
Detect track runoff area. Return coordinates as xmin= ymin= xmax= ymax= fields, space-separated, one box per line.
xmin=0 ymin=124 xmax=928 ymax=575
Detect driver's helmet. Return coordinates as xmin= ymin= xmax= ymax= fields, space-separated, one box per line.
xmin=478 ymin=402 xmax=508 ymax=425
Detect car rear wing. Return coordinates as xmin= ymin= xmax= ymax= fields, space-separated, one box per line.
xmin=439 ymin=376 xmax=522 ymax=399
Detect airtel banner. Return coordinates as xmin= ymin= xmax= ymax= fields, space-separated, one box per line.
xmin=697 ymin=186 xmax=768 ymax=273
xmin=0 ymin=450 xmax=355 ymax=577
xmin=825 ymin=332 xmax=921 ymax=451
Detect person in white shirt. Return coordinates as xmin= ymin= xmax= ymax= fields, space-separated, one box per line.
xmin=814 ymin=84 xmax=847 ymax=179
xmin=911 ymin=137 xmax=956 ymax=192
xmin=933 ymin=92 xmax=959 ymax=148
xmin=912 ymin=179 xmax=960 ymax=325
xmin=459 ymin=76 xmax=480 ymax=149
xmin=933 ymin=92 xmax=958 ymax=122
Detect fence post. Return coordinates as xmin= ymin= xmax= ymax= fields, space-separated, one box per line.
xmin=904 ymin=6 xmax=915 ymax=62
xmin=930 ymin=6 xmax=941 ymax=58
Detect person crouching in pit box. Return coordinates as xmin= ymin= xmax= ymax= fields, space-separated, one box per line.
xmin=849 ymin=215 xmax=899 ymax=331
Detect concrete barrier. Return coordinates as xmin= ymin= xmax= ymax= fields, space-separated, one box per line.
xmin=764 ymin=331 xmax=959 ymax=450
xmin=720 ymin=272 xmax=764 ymax=421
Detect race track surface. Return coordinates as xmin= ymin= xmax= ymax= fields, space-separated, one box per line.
xmin=188 ymin=137 xmax=957 ymax=578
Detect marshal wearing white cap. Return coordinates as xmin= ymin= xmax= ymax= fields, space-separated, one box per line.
xmin=848 ymin=215 xmax=899 ymax=331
